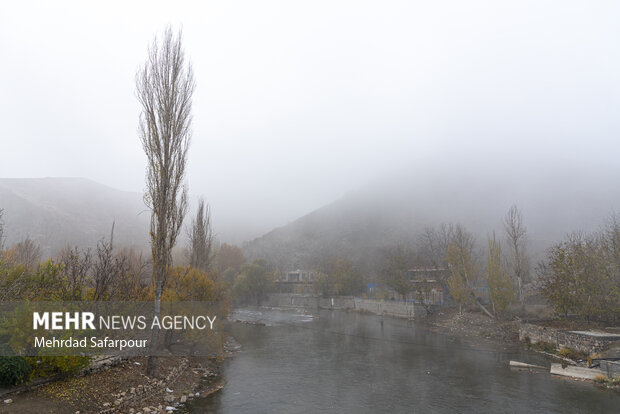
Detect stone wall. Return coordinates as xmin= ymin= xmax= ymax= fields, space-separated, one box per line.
xmin=519 ymin=322 xmax=620 ymax=354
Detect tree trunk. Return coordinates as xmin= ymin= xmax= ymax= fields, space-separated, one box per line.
xmin=475 ymin=297 xmax=495 ymax=319
xmin=146 ymin=262 xmax=164 ymax=376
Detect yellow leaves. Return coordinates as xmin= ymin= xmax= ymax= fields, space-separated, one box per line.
xmin=162 ymin=266 xmax=218 ymax=302
xmin=486 ymin=235 xmax=515 ymax=313
xmin=38 ymin=375 xmax=90 ymax=401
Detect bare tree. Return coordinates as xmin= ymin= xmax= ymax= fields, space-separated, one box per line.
xmin=11 ymin=237 xmax=41 ymax=269
xmin=187 ymin=198 xmax=214 ymax=272
xmin=419 ymin=222 xmax=455 ymax=271
xmin=503 ymin=204 xmax=528 ymax=302
xmin=136 ymin=27 xmax=195 ymax=376
xmin=91 ymin=238 xmax=129 ymax=301
xmin=57 ymin=245 xmax=92 ymax=301
xmin=112 ymin=247 xmax=151 ymax=300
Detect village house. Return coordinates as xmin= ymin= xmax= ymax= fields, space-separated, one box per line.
xmin=405 ymin=267 xmax=448 ymax=305
xmin=275 ymin=269 xmax=317 ymax=293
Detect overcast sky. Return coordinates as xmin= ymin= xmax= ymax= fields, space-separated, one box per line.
xmin=1 ymin=1 xmax=619 ymax=241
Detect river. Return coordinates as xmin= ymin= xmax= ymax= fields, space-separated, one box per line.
xmin=189 ymin=308 xmax=618 ymax=413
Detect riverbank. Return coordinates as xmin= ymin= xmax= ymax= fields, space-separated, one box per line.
xmin=423 ymin=307 xmax=520 ymax=346
xmin=263 ymin=293 xmax=520 ymax=347
xmin=0 ymin=337 xmax=240 ymax=413
xmin=263 ymin=293 xmax=620 ymax=392
xmin=421 ymin=307 xmax=620 ymax=392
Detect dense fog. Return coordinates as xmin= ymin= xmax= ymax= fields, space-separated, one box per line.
xmin=1 ymin=1 xmax=619 ymax=245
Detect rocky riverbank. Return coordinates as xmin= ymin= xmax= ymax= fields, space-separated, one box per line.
xmin=423 ymin=307 xmax=520 ymax=346
xmin=422 ymin=308 xmax=620 ymax=392
xmin=0 ymin=337 xmax=241 ymax=414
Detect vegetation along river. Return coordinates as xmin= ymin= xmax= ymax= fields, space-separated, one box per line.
xmin=189 ymin=308 xmax=618 ymax=413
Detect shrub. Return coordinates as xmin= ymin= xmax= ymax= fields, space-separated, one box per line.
xmin=594 ymin=375 xmax=620 ymax=386
xmin=26 ymin=355 xmax=91 ymax=378
xmin=533 ymin=341 xmax=556 ymax=353
xmin=0 ymin=355 xmax=32 ymax=386
xmin=559 ymin=347 xmax=588 ymax=361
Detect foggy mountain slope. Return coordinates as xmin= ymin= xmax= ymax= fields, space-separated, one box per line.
xmin=0 ymin=177 xmax=149 ymax=256
xmin=243 ymin=164 xmax=620 ymax=272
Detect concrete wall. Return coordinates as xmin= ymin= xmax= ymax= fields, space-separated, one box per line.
xmin=550 ymin=363 xmax=606 ymax=380
xmin=318 ymin=297 xmax=356 ymax=310
xmin=353 ymin=298 xmax=417 ymax=319
xmin=264 ymin=293 xmax=320 ymax=309
xmin=264 ymin=294 xmax=427 ymax=319
xmin=599 ymin=360 xmax=620 ymax=378
xmin=519 ymin=322 xmax=620 ymax=354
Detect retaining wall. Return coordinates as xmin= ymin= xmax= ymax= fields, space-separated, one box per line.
xmin=264 ymin=294 xmax=424 ymax=319
xmin=599 ymin=360 xmax=620 ymax=378
xmin=353 ymin=298 xmax=416 ymax=319
xmin=519 ymin=322 xmax=620 ymax=354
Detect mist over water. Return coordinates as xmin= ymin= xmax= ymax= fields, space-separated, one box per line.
xmin=192 ymin=309 xmax=617 ymax=413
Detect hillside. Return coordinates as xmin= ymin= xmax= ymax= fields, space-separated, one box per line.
xmin=243 ymin=164 xmax=620 ymax=273
xmin=0 ymin=178 xmax=149 ymax=257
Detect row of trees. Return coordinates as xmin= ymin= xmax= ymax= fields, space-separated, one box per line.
xmin=0 ymin=201 xmax=249 ymax=305
xmin=0 ymin=219 xmax=239 ymax=383
xmin=378 ymin=206 xmax=527 ymax=317
xmin=376 ymin=207 xmax=619 ymax=323
xmin=226 ymin=206 xmax=527 ymax=315
xmin=0 ymin=241 xmax=148 ymax=302
xmin=0 ymin=234 xmax=238 ymax=305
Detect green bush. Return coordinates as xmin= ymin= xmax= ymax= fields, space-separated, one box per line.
xmin=0 ymin=355 xmax=32 ymax=386
xmin=26 ymin=355 xmax=91 ymax=378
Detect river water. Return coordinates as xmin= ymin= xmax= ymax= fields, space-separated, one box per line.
xmin=189 ymin=308 xmax=618 ymax=413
